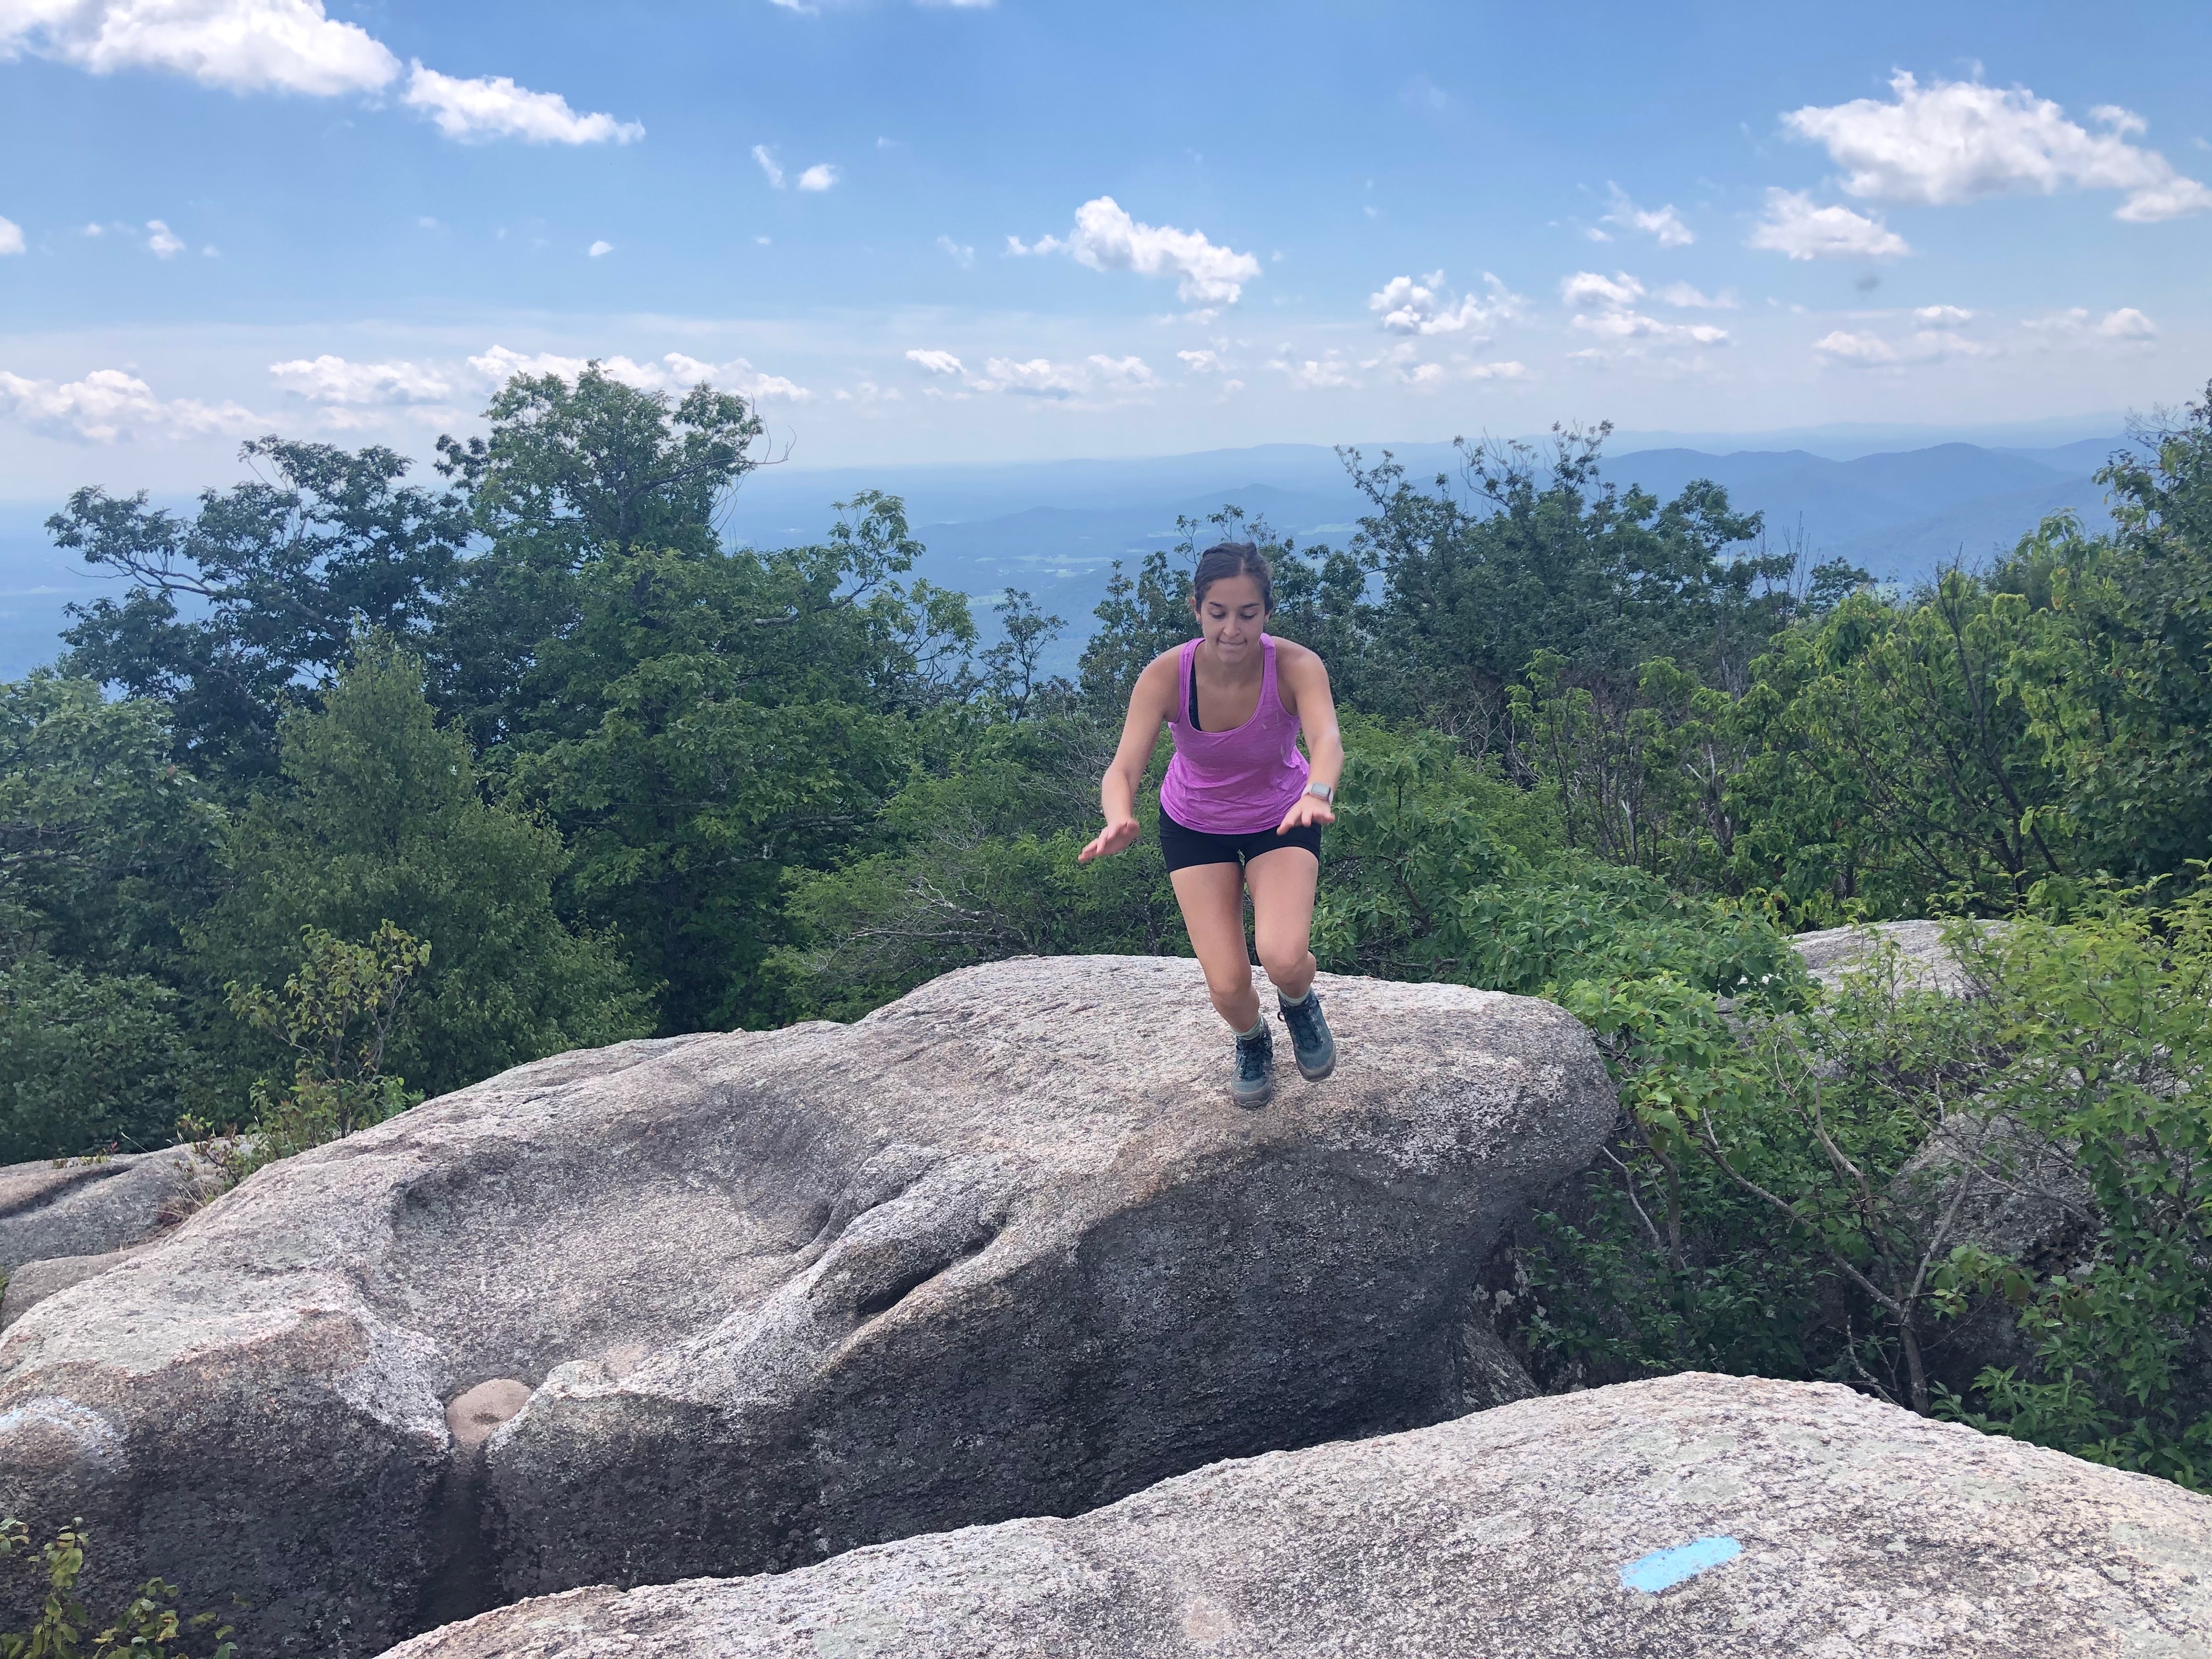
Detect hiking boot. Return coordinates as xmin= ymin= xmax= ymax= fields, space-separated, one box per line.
xmin=1230 ymin=1018 xmax=1275 ymax=1109
xmin=1278 ymin=988 xmax=1337 ymax=1081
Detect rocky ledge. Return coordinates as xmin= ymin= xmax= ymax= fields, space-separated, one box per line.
xmin=383 ymin=1369 xmax=2212 ymax=1659
xmin=0 ymin=956 xmax=1614 ymax=1656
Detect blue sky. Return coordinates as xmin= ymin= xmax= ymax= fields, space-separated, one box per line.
xmin=1 ymin=0 xmax=2208 ymax=501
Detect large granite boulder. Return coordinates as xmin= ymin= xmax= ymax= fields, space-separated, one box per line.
xmin=0 ymin=957 xmax=1614 ymax=1657
xmin=1790 ymin=919 xmax=1995 ymax=997
xmin=382 ymin=1370 xmax=2212 ymax=1658
xmin=0 ymin=1148 xmax=222 ymax=1276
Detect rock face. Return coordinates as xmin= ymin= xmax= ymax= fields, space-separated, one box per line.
xmin=1790 ymin=919 xmax=1994 ymax=997
xmin=0 ymin=1248 xmax=149 ymax=1331
xmin=381 ymin=1370 xmax=2212 ymax=1659
xmin=0 ymin=1148 xmax=219 ymax=1276
xmin=0 ymin=957 xmax=1614 ymax=1657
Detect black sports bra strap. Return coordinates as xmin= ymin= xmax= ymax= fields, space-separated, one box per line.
xmin=1188 ymin=657 xmax=1203 ymax=730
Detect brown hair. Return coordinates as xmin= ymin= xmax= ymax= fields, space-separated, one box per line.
xmin=1192 ymin=540 xmax=1273 ymax=613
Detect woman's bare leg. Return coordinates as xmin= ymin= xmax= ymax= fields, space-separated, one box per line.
xmin=1170 ymin=860 xmax=1261 ymax=1030
xmin=1245 ymin=845 xmax=1320 ymax=1002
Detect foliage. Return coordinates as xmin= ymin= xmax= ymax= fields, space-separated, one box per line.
xmin=226 ymin=921 xmax=430 ymax=1160
xmin=0 ymin=675 xmax=222 ymax=979
xmin=0 ymin=958 xmax=196 ymax=1165
xmin=1341 ymin=425 xmax=1789 ymax=726
xmin=497 ymin=491 xmax=980 ymax=1031
xmin=53 ymin=439 xmax=470 ymax=788
xmin=0 ymin=1520 xmax=236 ymax=1659
xmin=428 ymin=364 xmax=765 ymax=746
xmin=775 ymin=712 xmax=1184 ymax=1019
xmin=1930 ymin=890 xmax=2212 ymax=1485
xmin=196 ymin=636 xmax=648 ymax=1099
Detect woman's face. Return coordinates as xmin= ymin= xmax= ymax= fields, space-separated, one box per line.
xmin=1193 ymin=573 xmax=1268 ymax=661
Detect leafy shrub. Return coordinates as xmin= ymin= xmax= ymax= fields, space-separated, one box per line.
xmin=0 ymin=1519 xmax=237 ymax=1659
xmin=1517 ymin=889 xmax=2212 ymax=1487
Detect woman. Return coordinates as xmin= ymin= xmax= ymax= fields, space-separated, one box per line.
xmin=1077 ymin=540 xmax=1344 ymax=1106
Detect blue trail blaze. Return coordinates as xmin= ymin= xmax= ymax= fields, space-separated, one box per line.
xmin=1617 ymin=1535 xmax=1743 ymax=1594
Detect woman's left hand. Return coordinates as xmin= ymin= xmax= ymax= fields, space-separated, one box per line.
xmin=1276 ymin=791 xmax=1336 ymax=836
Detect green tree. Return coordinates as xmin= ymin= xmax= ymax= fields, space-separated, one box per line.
xmin=53 ymin=439 xmax=471 ymax=788
xmin=430 ymin=365 xmax=766 ymax=744
xmin=0 ymin=676 xmax=220 ymax=1158
xmin=228 ymin=920 xmax=431 ymax=1154
xmin=506 ymin=493 xmax=977 ymax=1031
xmin=1343 ymin=425 xmax=1786 ymax=729
xmin=2002 ymin=402 xmax=2212 ymax=884
xmin=198 ymin=636 xmax=648 ymax=1099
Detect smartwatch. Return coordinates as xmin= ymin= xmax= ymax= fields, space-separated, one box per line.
xmin=1304 ymin=781 xmax=1335 ymax=803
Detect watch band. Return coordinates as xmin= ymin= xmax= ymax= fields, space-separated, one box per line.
xmin=1305 ymin=781 xmax=1335 ymax=803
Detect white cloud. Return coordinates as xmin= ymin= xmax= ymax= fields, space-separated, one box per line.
xmin=1654 ymin=282 xmax=1736 ymax=309
xmin=0 ymin=0 xmax=399 ymax=94
xmin=662 ymin=352 xmax=814 ymax=402
xmin=1560 ymin=270 xmax=1644 ymax=308
xmin=269 ymin=354 xmax=451 ymax=404
xmin=1912 ymin=304 xmax=1974 ymax=324
xmin=903 ymin=348 xmax=1156 ymax=400
xmin=588 ymin=239 xmax=613 ymax=257
xmin=1369 ymin=269 xmax=1520 ymax=336
xmin=0 ymin=4 xmax=639 ymax=147
xmin=1012 ymin=196 xmax=1261 ymax=304
xmin=2023 ymin=307 xmax=2159 ymax=345
xmin=1813 ymin=328 xmax=1987 ymax=368
xmin=0 ymin=215 xmax=21 ymax=256
xmin=797 ymin=162 xmax=838 ymax=191
xmin=145 ymin=218 xmax=184 ymax=257
xmin=979 ymin=358 xmax=1081 ymax=398
xmin=0 ymin=366 xmax=259 ymax=443
xmin=1785 ymin=71 xmax=2212 ymax=222
xmin=1573 ymin=311 xmax=1729 ymax=345
xmin=1563 ymin=269 xmax=1728 ymax=349
xmin=1463 ymin=359 xmax=1529 ymax=381
xmin=1747 ymin=188 xmax=1911 ymax=260
xmin=1600 ymin=183 xmax=1694 ymax=246
xmin=753 ymin=145 xmax=785 ymax=188
xmin=401 ymin=64 xmax=641 ymax=145
xmin=467 ymin=346 xmax=810 ymax=401
xmin=979 ymin=354 xmax=1157 ymax=399
xmin=936 ymin=234 xmax=974 ymax=268
xmin=1177 ymin=348 xmax=1224 ymax=374
xmin=1269 ymin=352 xmax=1358 ymax=390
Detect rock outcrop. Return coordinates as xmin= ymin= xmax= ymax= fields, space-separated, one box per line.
xmin=381 ymin=1370 xmax=2212 ymax=1658
xmin=0 ymin=1148 xmax=219 ymax=1276
xmin=0 ymin=957 xmax=1614 ymax=1657
xmin=1790 ymin=919 xmax=1995 ymax=997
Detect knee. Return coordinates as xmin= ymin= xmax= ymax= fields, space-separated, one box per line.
xmin=1203 ymin=966 xmax=1255 ymax=1003
xmin=1257 ymin=943 xmax=1311 ymax=984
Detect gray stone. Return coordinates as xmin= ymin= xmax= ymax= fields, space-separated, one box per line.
xmin=0 ymin=957 xmax=1615 ymax=1657
xmin=0 ymin=1148 xmax=223 ymax=1275
xmin=0 ymin=1247 xmax=146 ymax=1330
xmin=379 ymin=1370 xmax=2212 ymax=1659
xmin=1790 ymin=919 xmax=1996 ymax=998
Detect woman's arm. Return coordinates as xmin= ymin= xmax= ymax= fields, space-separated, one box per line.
xmin=1077 ymin=652 xmax=1178 ymax=862
xmin=1274 ymin=643 xmax=1342 ymax=836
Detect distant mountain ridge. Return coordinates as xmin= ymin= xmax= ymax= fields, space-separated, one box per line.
xmin=0 ymin=432 xmax=2138 ymax=680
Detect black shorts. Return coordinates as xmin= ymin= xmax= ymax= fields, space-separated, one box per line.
xmin=1158 ymin=801 xmax=1323 ymax=874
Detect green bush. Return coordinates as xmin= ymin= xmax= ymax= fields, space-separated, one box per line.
xmin=1516 ymin=890 xmax=2212 ymax=1487
xmin=0 ymin=1519 xmax=236 ymax=1659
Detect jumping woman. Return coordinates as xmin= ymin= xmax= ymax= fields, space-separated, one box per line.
xmin=1077 ymin=540 xmax=1344 ymax=1106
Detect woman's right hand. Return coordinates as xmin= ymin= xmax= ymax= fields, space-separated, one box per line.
xmin=1077 ymin=816 xmax=1141 ymax=863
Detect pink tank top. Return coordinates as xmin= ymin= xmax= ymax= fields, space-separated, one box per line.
xmin=1160 ymin=635 xmax=1311 ymax=834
